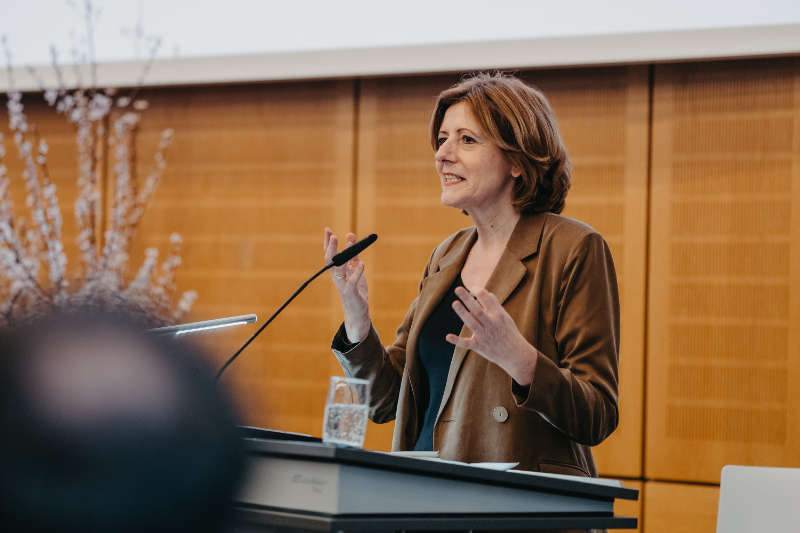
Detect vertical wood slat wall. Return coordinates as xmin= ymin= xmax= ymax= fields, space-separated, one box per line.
xmin=615 ymin=480 xmax=643 ymax=533
xmin=5 ymin=56 xmax=800 ymax=533
xmin=642 ymin=482 xmax=720 ymax=533
xmin=130 ymin=81 xmax=355 ymax=434
xmin=647 ymin=58 xmax=800 ymax=484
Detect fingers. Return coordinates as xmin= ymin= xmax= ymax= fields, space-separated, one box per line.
xmin=344 ymin=232 xmax=360 ymax=267
xmin=471 ymin=286 xmax=500 ymax=311
xmin=324 ymin=229 xmax=347 ymax=284
xmin=325 ymin=229 xmax=370 ymax=292
xmin=454 ymin=286 xmax=484 ymax=315
xmin=452 ymin=300 xmax=483 ymax=333
xmin=324 ymin=228 xmax=339 ymax=263
xmin=325 ymin=229 xmax=369 ymax=290
xmin=347 ymin=261 xmax=365 ymax=287
xmin=451 ymin=286 xmax=504 ymax=338
xmin=445 ymin=332 xmax=477 ymax=350
xmin=324 ymin=227 xmax=336 ymax=252
xmin=325 ymin=229 xmax=362 ymax=263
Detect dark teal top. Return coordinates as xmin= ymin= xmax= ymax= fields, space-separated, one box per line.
xmin=413 ymin=274 xmax=464 ymax=451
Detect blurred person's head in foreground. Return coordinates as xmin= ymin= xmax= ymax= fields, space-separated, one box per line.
xmin=0 ymin=303 xmax=244 ymax=533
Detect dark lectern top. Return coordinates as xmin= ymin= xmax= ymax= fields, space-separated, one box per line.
xmin=238 ymin=426 xmax=320 ymax=443
xmin=243 ymin=436 xmax=638 ymax=502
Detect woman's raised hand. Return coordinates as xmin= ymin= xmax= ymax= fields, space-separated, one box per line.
xmin=324 ymin=227 xmax=370 ymax=344
xmin=445 ymin=286 xmax=539 ymax=386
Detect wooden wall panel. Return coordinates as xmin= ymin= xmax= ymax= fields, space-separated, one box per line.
xmin=643 ymin=481 xmax=720 ymax=533
xmin=355 ymin=68 xmax=649 ymax=463
xmin=646 ymin=58 xmax=800 ymax=483
xmin=132 ymin=81 xmax=355 ymax=436
xmin=616 ymin=479 xmax=643 ymax=533
xmin=530 ymin=67 xmax=649 ymax=478
xmin=356 ymin=75 xmax=467 ymax=449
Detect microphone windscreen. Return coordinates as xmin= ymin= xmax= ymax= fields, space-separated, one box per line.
xmin=331 ymin=234 xmax=378 ymax=266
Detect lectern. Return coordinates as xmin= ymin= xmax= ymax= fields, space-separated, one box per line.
xmin=231 ymin=432 xmax=638 ymax=532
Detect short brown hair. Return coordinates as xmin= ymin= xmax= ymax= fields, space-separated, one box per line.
xmin=430 ymin=73 xmax=571 ymax=214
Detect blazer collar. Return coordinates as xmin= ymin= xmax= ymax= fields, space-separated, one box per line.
xmin=437 ymin=211 xmax=546 ymax=275
xmin=505 ymin=210 xmax=547 ymax=262
xmin=484 ymin=210 xmax=547 ymax=303
xmin=437 ymin=229 xmax=477 ymax=273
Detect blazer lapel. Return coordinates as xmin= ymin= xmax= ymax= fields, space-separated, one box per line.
xmin=435 ymin=213 xmax=547 ymax=426
xmin=405 ymin=229 xmax=477 ymax=396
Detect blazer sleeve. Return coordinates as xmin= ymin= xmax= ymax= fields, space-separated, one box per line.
xmin=513 ymin=232 xmax=620 ymax=446
xmin=330 ymin=301 xmax=415 ymax=424
xmin=330 ymin=249 xmax=438 ymax=424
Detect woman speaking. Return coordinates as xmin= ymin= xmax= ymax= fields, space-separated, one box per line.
xmin=324 ymin=73 xmax=619 ymax=478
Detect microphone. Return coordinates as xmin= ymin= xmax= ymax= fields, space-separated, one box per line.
xmin=216 ymin=233 xmax=378 ymax=379
xmin=329 ymin=233 xmax=378 ymax=266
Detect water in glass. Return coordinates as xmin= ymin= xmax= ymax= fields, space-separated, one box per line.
xmin=322 ymin=376 xmax=370 ymax=447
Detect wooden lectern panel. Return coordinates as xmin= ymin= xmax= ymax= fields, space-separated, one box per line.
xmin=643 ymin=481 xmax=720 ymax=533
xmin=131 ymin=81 xmax=355 ymax=436
xmin=646 ymin=58 xmax=800 ymax=482
xmin=356 ymin=68 xmax=648 ymax=466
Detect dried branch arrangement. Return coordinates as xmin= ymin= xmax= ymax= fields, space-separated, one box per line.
xmin=0 ymin=2 xmax=195 ymax=325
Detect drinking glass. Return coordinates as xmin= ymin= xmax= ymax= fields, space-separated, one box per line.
xmin=322 ymin=376 xmax=370 ymax=447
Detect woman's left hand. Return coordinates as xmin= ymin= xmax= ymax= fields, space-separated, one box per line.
xmin=445 ymin=286 xmax=538 ymax=386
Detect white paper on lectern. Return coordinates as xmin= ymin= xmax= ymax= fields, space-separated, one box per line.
xmin=509 ymin=469 xmax=624 ymax=488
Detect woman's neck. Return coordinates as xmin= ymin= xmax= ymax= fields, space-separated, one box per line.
xmin=468 ymin=203 xmax=521 ymax=252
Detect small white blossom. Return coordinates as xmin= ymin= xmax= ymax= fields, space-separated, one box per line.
xmin=19 ymin=141 xmax=32 ymax=157
xmin=174 ymin=290 xmax=198 ymax=320
xmin=56 ymin=94 xmax=75 ymax=113
xmin=88 ymin=93 xmax=112 ymax=121
xmin=69 ymin=107 xmax=83 ymax=123
xmin=44 ymin=89 xmax=58 ymax=105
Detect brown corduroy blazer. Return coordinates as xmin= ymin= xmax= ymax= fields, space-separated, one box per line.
xmin=332 ymin=211 xmax=620 ymax=477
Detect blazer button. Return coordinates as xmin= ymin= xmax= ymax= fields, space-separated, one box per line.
xmin=492 ymin=406 xmax=509 ymax=423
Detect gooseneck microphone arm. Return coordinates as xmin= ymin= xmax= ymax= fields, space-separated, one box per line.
xmin=216 ymin=233 xmax=377 ymax=380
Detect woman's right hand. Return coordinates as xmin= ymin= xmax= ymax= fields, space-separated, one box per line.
xmin=324 ymin=227 xmax=370 ymax=344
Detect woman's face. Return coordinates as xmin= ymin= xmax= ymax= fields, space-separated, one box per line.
xmin=435 ymin=101 xmax=520 ymax=215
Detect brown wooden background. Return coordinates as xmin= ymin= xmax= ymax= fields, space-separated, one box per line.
xmin=3 ymin=56 xmax=799 ymax=532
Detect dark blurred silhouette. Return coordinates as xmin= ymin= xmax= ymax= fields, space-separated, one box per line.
xmin=0 ymin=305 xmax=245 ymax=533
